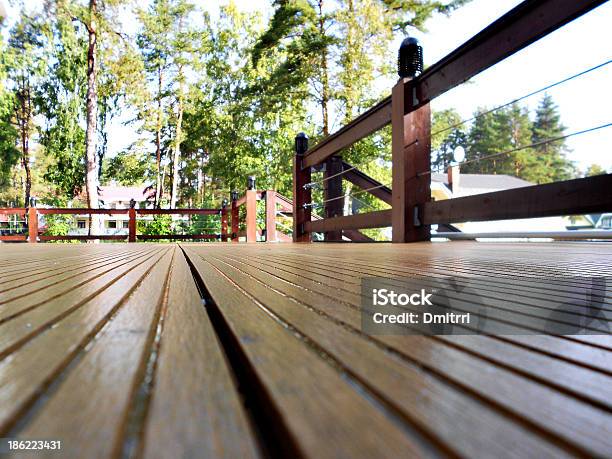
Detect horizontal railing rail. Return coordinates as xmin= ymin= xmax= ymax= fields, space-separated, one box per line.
xmin=0 ymin=208 xmax=27 ymax=242
xmin=0 ymin=205 xmax=229 ymax=243
xmin=293 ymin=0 xmax=611 ymax=243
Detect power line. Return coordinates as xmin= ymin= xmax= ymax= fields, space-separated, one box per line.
xmin=303 ymin=121 xmax=612 ymax=209
xmin=423 ymin=121 xmax=612 ymax=176
xmin=431 ymin=58 xmax=612 ymax=138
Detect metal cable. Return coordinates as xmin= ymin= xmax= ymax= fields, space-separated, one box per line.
xmin=431 ymin=59 xmax=612 ymax=138
xmin=303 ymin=121 xmax=611 ymax=209
xmin=422 ymin=121 xmax=612 ymax=176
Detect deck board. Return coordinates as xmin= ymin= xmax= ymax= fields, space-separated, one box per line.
xmin=182 ymin=243 xmax=612 ymax=458
xmin=0 ymin=241 xmax=610 ymax=458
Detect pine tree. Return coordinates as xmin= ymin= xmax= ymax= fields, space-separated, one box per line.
xmin=529 ymin=93 xmax=576 ymax=183
xmin=431 ymin=109 xmax=467 ymax=171
xmin=4 ymin=14 xmax=45 ymax=207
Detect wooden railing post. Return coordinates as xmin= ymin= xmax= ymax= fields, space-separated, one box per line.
xmin=27 ymin=204 xmax=38 ymax=243
xmin=265 ymin=190 xmax=277 ymax=242
xmin=231 ymin=191 xmax=239 ymax=242
xmin=221 ymin=199 xmax=228 ymax=242
xmin=293 ymin=132 xmax=311 ymax=242
xmin=391 ymin=78 xmax=431 ymax=242
xmin=245 ymin=189 xmax=257 ymax=242
xmin=324 ymin=155 xmax=343 ymax=241
xmin=128 ymin=199 xmax=136 ymax=243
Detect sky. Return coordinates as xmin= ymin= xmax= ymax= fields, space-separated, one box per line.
xmin=4 ymin=0 xmax=612 ymax=173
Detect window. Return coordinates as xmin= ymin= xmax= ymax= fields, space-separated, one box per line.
xmin=123 ymin=221 xmax=129 ymax=229
xmin=107 ymin=221 xmax=117 ymax=229
xmin=77 ymin=220 xmax=86 ymax=229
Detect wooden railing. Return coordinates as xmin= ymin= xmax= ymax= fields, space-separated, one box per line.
xmin=293 ymin=0 xmax=611 ymax=243
xmin=0 ymin=205 xmax=228 ymax=243
xmin=230 ymin=189 xmax=294 ymax=242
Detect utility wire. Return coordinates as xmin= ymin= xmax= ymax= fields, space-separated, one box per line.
xmin=304 ymin=121 xmax=612 ymax=208
xmin=423 ymin=121 xmax=612 ymax=176
xmin=302 ymin=59 xmax=612 ymax=194
xmin=431 ymin=58 xmax=612 ymax=138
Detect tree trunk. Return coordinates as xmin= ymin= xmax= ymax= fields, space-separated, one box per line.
xmin=170 ymin=73 xmax=184 ymax=209
xmin=85 ymin=0 xmax=100 ymax=233
xmin=318 ymin=0 xmax=330 ymax=136
xmin=17 ymin=75 xmax=32 ymax=207
xmin=155 ymin=67 xmax=163 ymax=208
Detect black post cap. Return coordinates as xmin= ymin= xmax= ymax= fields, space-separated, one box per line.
xmin=295 ymin=132 xmax=309 ymax=155
xmin=398 ymin=37 xmax=423 ymax=78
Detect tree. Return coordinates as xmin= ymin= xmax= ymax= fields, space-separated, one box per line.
xmin=463 ymin=95 xmax=576 ymax=183
xmin=529 ymin=93 xmax=575 ymax=183
xmin=584 ymin=164 xmax=606 ymax=177
xmin=253 ymin=0 xmax=470 ymax=138
xmin=101 ymin=150 xmax=153 ymax=185
xmin=37 ymin=3 xmax=88 ymax=202
xmin=0 ymin=28 xmax=21 ymax=203
xmin=135 ymin=0 xmax=198 ymax=209
xmin=431 ymin=109 xmax=467 ymax=171
xmin=84 ymin=0 xmax=99 ymax=214
xmin=136 ymin=0 xmax=173 ymax=207
xmin=4 ymin=13 xmax=45 ymax=206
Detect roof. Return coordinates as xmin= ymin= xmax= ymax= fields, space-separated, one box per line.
xmin=431 ymin=173 xmax=533 ymax=190
xmin=98 ymin=185 xmax=155 ymax=203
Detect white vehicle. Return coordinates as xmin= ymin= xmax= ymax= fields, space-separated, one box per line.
xmin=596 ymin=214 xmax=612 ymax=230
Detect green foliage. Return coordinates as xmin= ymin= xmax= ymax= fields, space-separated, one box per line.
xmin=42 ymin=214 xmax=73 ymax=243
xmin=459 ymin=96 xmax=576 ymax=183
xmin=528 ymin=93 xmax=576 ymax=183
xmin=584 ymin=164 xmax=607 ymax=176
xmin=137 ymin=214 xmax=172 ymax=236
xmin=431 ymin=109 xmax=467 ymax=171
xmin=102 ymin=151 xmax=153 ymax=185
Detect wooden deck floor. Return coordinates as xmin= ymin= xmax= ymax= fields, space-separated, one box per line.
xmin=0 ymin=242 xmax=611 ymax=458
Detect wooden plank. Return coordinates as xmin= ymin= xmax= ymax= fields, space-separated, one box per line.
xmin=13 ymin=248 xmax=175 ymax=457
xmin=37 ymin=208 xmax=129 ymax=215
xmin=142 ymin=248 xmax=259 ymax=459
xmin=423 ymin=174 xmax=612 ymax=224
xmin=0 ymin=247 xmax=168 ymax=434
xmin=255 ymin=245 xmax=612 ymax=359
xmin=304 ymin=209 xmax=391 ymax=233
xmin=0 ymin=249 xmax=163 ymax=356
xmin=0 ymin=208 xmax=26 ymax=215
xmin=245 ymin=190 xmax=258 ymax=242
xmin=197 ymin=244 xmax=612 ymax=457
xmin=403 ymin=0 xmax=607 ymax=114
xmin=27 ymin=207 xmax=37 ymax=243
xmin=39 ymin=235 xmax=127 ymax=241
xmin=392 ymin=79 xmax=430 ymax=242
xmin=293 ymin=148 xmax=311 ymax=242
xmin=0 ymin=250 xmax=139 ymax=294
xmin=231 ymin=198 xmax=239 ymax=242
xmin=137 ymin=234 xmax=219 ymax=240
xmin=182 ymin=246 xmax=438 ymax=458
xmin=323 ymin=156 xmax=343 ymax=241
xmin=128 ymin=207 xmax=136 ymax=242
xmin=0 ymin=235 xmax=27 ymax=242
xmin=136 ymin=208 xmax=220 ymax=215
xmin=343 ymin=229 xmax=374 ymax=242
xmin=342 ymin=162 xmax=392 ymax=204
xmin=302 ymin=97 xmax=392 ymax=168
xmin=265 ymin=190 xmax=277 ymax=242
xmin=193 ymin=250 xmax=567 ymax=458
